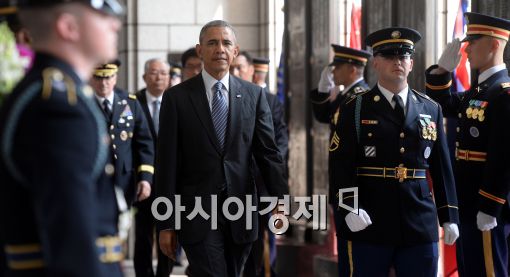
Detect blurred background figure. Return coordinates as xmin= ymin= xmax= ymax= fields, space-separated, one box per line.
xmin=181 ymin=47 xmax=202 ymax=81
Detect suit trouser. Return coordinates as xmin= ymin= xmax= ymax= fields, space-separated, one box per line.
xmin=182 ymin=196 xmax=252 ymax=277
xmin=337 ymin=239 xmax=438 ymax=277
xmin=456 ymin=218 xmax=510 ymax=277
xmin=243 ymin=213 xmax=277 ymax=277
xmin=134 ymin=198 xmax=173 ymax=277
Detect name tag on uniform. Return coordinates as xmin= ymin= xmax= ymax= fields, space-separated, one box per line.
xmin=361 ymin=120 xmax=378 ymax=125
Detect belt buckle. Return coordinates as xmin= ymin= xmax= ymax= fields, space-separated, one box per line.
xmin=395 ymin=166 xmax=407 ymax=182
xmin=465 ymin=150 xmax=470 ymax=160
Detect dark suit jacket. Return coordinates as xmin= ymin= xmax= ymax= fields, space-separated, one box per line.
xmin=136 ymin=88 xmax=158 ymax=143
xmin=155 ymin=73 xmax=288 ymax=244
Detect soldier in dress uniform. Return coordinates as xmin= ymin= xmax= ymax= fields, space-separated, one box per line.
xmin=90 ymin=61 xmax=154 ymax=207
xmin=425 ymin=12 xmax=510 ymax=277
xmin=309 ymin=44 xmax=370 ymax=274
xmin=0 ymin=0 xmax=123 ymax=276
xmin=330 ymin=27 xmax=460 ymax=276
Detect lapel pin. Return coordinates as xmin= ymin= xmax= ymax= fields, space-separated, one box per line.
xmin=236 ymin=94 xmax=241 ymax=98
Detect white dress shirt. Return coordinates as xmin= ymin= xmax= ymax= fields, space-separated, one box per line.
xmin=201 ymin=70 xmax=230 ymax=111
xmin=145 ymin=90 xmax=163 ymax=119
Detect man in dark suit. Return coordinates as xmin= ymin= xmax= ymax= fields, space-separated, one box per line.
xmin=0 ymin=0 xmax=123 ymax=276
xmin=134 ymin=58 xmax=173 ymax=277
xmin=156 ymin=20 xmax=288 ymax=277
xmin=330 ymin=27 xmax=459 ymax=276
xmin=231 ymin=53 xmax=289 ymax=277
xmin=425 ymin=13 xmax=510 ymax=277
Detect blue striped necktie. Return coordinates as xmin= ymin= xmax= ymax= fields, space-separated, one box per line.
xmin=212 ymin=81 xmax=228 ymax=152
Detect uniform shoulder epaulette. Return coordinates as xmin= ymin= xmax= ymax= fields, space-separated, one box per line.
xmin=41 ymin=67 xmax=77 ymax=105
xmin=128 ymin=94 xmax=137 ymax=100
xmin=413 ymin=89 xmax=438 ymax=106
xmin=345 ymin=89 xmax=369 ymax=105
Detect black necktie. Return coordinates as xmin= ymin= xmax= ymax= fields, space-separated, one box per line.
xmin=103 ymin=99 xmax=112 ymax=122
xmin=393 ymin=95 xmax=405 ymax=123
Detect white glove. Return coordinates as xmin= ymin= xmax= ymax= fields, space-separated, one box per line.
xmin=318 ymin=66 xmax=335 ymax=93
xmin=442 ymin=222 xmax=459 ymax=245
xmin=345 ymin=209 xmax=372 ymax=232
xmin=477 ymin=211 xmax=497 ymax=231
xmin=438 ymin=38 xmax=462 ymax=72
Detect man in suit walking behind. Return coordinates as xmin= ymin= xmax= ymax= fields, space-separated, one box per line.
xmin=135 ymin=58 xmax=173 ymax=277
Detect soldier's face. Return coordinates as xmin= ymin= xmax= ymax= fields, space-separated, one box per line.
xmin=196 ymin=26 xmax=239 ymax=78
xmin=373 ymin=55 xmax=413 ymax=84
xmin=143 ymin=61 xmax=170 ymax=96
xmin=465 ymin=36 xmax=496 ymax=72
xmin=230 ymin=55 xmax=254 ymax=82
xmin=90 ymin=75 xmax=117 ymax=98
xmin=79 ymin=8 xmax=121 ymax=65
xmin=332 ymin=63 xmax=350 ymax=86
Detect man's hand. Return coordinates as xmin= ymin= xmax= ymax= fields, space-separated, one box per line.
xmin=159 ymin=230 xmax=177 ymax=261
xmin=136 ymin=180 xmax=151 ymax=201
xmin=477 ymin=211 xmax=497 ymax=231
xmin=442 ymin=222 xmax=459 ymax=245
xmin=345 ymin=209 xmax=372 ymax=232
xmin=318 ymin=66 xmax=335 ymax=93
xmin=436 ymin=38 xmax=462 ymax=73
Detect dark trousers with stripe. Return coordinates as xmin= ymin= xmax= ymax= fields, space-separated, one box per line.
xmin=338 ymin=239 xmax=438 ymax=277
xmin=456 ymin=219 xmax=510 ymax=277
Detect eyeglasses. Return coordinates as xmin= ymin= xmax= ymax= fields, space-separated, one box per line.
xmin=147 ymin=71 xmax=169 ymax=77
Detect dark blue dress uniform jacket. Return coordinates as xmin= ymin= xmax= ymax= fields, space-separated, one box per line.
xmin=0 ymin=52 xmax=109 ymax=277
xmin=98 ymin=89 xmax=155 ymax=206
xmin=310 ymin=80 xmax=369 ymax=203
xmin=425 ymin=66 xmax=510 ymax=220
xmin=330 ymin=86 xmax=459 ymax=246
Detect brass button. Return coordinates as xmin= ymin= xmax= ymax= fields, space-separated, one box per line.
xmin=112 ymin=144 xmax=116 ymax=150
xmin=400 ymin=147 xmax=405 ymax=154
xmin=110 ymin=125 xmax=114 ymax=130
xmin=399 ymin=163 xmax=404 ymax=167
xmin=458 ymin=113 xmax=462 ymax=119
xmin=368 ymin=133 xmax=373 ymax=138
xmin=104 ymin=164 xmax=115 ymax=175
xmin=400 ymin=132 xmax=405 ymax=139
xmin=111 ymin=134 xmax=115 ymax=140
xmin=456 ymin=127 xmax=460 ymax=133
xmin=455 ymin=142 xmax=459 ymax=147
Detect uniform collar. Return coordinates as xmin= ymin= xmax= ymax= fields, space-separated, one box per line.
xmin=342 ymin=77 xmax=364 ymax=94
xmin=478 ymin=64 xmax=507 ymax=84
xmin=95 ymin=91 xmax=115 ymax=105
xmin=377 ymin=82 xmax=408 ymax=108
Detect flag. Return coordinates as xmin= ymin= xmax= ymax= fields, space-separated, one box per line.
xmin=276 ymin=51 xmax=285 ymax=104
xmin=452 ymin=0 xmax=470 ymax=92
xmin=349 ymin=0 xmax=362 ymax=49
